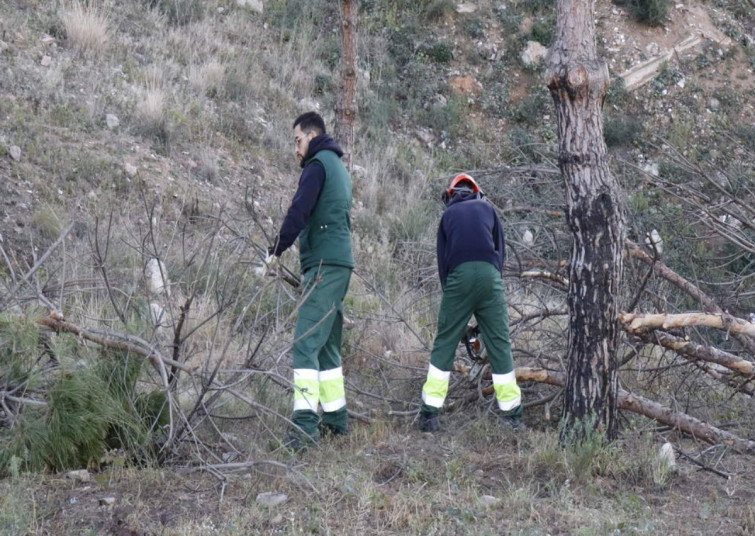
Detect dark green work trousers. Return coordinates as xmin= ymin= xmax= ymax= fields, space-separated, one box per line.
xmin=421 ymin=261 xmax=522 ymax=417
xmin=291 ymin=264 xmax=351 ymax=440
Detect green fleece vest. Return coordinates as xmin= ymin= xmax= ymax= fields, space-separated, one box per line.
xmin=299 ymin=150 xmax=354 ymax=271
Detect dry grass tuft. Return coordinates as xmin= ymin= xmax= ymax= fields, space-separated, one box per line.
xmin=61 ymin=1 xmax=110 ymax=55
xmin=134 ymin=82 xmax=167 ymax=139
xmin=190 ymin=60 xmax=226 ymax=97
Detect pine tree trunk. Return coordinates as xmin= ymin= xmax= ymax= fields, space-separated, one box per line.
xmin=334 ymin=0 xmax=358 ymax=172
xmin=546 ymin=0 xmax=626 ymax=442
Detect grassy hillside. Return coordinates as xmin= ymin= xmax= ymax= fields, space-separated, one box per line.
xmin=1 ymin=0 xmax=754 ymax=534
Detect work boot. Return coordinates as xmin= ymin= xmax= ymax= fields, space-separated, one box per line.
xmin=320 ymin=407 xmax=348 ymax=437
xmin=418 ymin=411 xmax=440 ymax=432
xmin=282 ymin=432 xmax=314 ymax=453
xmin=320 ymin=422 xmax=348 ymax=438
xmin=282 ymin=426 xmax=319 ymax=453
xmin=501 ymin=414 xmax=526 ymax=432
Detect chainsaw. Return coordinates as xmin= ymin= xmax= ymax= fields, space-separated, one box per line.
xmin=462 ymin=324 xmax=487 ymax=381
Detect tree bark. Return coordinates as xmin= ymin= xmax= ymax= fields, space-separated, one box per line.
xmin=546 ymin=0 xmax=626 ymax=442
xmin=334 ymin=0 xmax=358 ymax=172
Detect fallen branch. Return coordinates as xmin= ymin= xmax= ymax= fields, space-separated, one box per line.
xmin=461 ymin=367 xmax=755 ymax=453
xmin=636 ymin=330 xmax=753 ymax=376
xmin=1 ymin=223 xmax=73 ymax=304
xmin=626 ymin=240 xmax=719 ymax=312
xmin=37 ymin=317 xmax=195 ymax=373
xmin=180 ymin=460 xmax=320 ymax=493
xmin=0 ymin=391 xmax=48 ymax=407
xmin=520 ymin=270 xmax=568 ymax=289
xmin=626 ymin=239 xmax=755 ymax=356
xmin=620 ymin=312 xmax=755 ymax=339
xmin=674 ymin=446 xmax=732 ymax=479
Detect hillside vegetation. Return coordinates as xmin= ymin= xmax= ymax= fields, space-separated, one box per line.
xmin=1 ymin=0 xmax=754 ymax=534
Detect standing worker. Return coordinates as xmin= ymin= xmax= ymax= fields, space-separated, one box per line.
xmin=419 ymin=174 xmax=523 ymax=432
xmin=268 ymin=112 xmax=353 ymax=449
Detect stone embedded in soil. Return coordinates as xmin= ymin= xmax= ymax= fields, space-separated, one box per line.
xmin=41 ymin=55 xmax=52 ymax=67
xmin=480 ymin=495 xmax=501 ymax=507
xmin=99 ymin=497 xmax=116 ymax=506
xmin=521 ymin=41 xmax=549 ymax=66
xmin=66 ymin=469 xmax=91 ymax=482
xmin=106 ymin=114 xmax=120 ymax=129
xmin=237 ymin=0 xmax=263 ymax=14
xmin=9 ymin=145 xmax=21 ymax=161
xmin=256 ymin=492 xmax=288 ymax=507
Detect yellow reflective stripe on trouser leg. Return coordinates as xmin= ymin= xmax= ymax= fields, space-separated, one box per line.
xmin=319 ymin=366 xmax=346 ymax=412
xmin=492 ymin=371 xmax=521 ymax=411
xmin=293 ymin=368 xmax=319 ymax=412
xmin=421 ymin=364 xmax=450 ymax=408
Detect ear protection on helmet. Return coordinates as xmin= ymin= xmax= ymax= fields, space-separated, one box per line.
xmin=443 ymin=173 xmax=483 ymax=205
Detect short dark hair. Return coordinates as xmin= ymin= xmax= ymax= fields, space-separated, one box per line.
xmin=293 ymin=112 xmax=326 ymax=135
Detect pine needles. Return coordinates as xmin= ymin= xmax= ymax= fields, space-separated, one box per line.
xmin=0 ymin=316 xmax=166 ymax=475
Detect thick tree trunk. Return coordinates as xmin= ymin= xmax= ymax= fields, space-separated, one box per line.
xmin=334 ymin=0 xmax=358 ymax=172
xmin=546 ymin=0 xmax=625 ymax=442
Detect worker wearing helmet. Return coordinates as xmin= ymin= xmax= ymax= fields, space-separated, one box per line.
xmin=268 ymin=111 xmax=353 ymax=450
xmin=419 ymin=174 xmax=523 ymax=432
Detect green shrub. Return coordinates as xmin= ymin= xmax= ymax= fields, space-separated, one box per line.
xmin=146 ymin=0 xmax=204 ymax=26
xmin=604 ymin=115 xmax=644 ymax=147
xmin=508 ymin=126 xmax=544 ymax=163
xmin=424 ymin=41 xmax=454 ymax=64
xmin=496 ymin=6 xmax=522 ymax=36
xmin=0 ymin=317 xmax=167 ymax=475
xmin=606 ymin=76 xmax=629 ymax=107
xmin=735 ymin=124 xmax=755 ymax=151
xmin=463 ymin=17 xmax=486 ymax=39
xmin=530 ymin=14 xmax=556 ymax=47
xmin=417 ymin=95 xmax=466 ymax=135
xmin=388 ymin=22 xmax=420 ymax=67
xmin=520 ymin=0 xmax=555 ymax=15
xmin=510 ymin=90 xmax=551 ymax=126
xmin=314 ymin=73 xmax=335 ymax=95
xmin=424 ymin=0 xmax=455 ymax=21
xmin=560 ymin=415 xmax=614 ymax=483
xmin=615 ymin=0 xmax=669 ymax=27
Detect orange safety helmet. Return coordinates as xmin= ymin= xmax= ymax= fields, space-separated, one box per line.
xmin=447 ymin=173 xmax=481 ymax=197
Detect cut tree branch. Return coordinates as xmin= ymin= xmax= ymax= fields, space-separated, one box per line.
xmin=37 ymin=316 xmax=194 ymax=373
xmin=636 ymin=330 xmax=753 ymax=376
xmin=626 ymin=239 xmax=755 ymax=356
xmin=620 ymin=312 xmax=755 ymax=338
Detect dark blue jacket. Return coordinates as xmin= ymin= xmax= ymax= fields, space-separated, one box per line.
xmin=437 ymin=191 xmax=506 ymax=285
xmin=271 ymin=135 xmax=344 ymax=256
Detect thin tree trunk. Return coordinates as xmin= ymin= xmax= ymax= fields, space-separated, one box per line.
xmin=546 ymin=0 xmax=625 ymax=442
xmin=334 ymin=0 xmax=358 ymax=172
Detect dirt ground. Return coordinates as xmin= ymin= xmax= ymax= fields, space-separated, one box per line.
xmin=3 ymin=412 xmax=754 ymax=536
